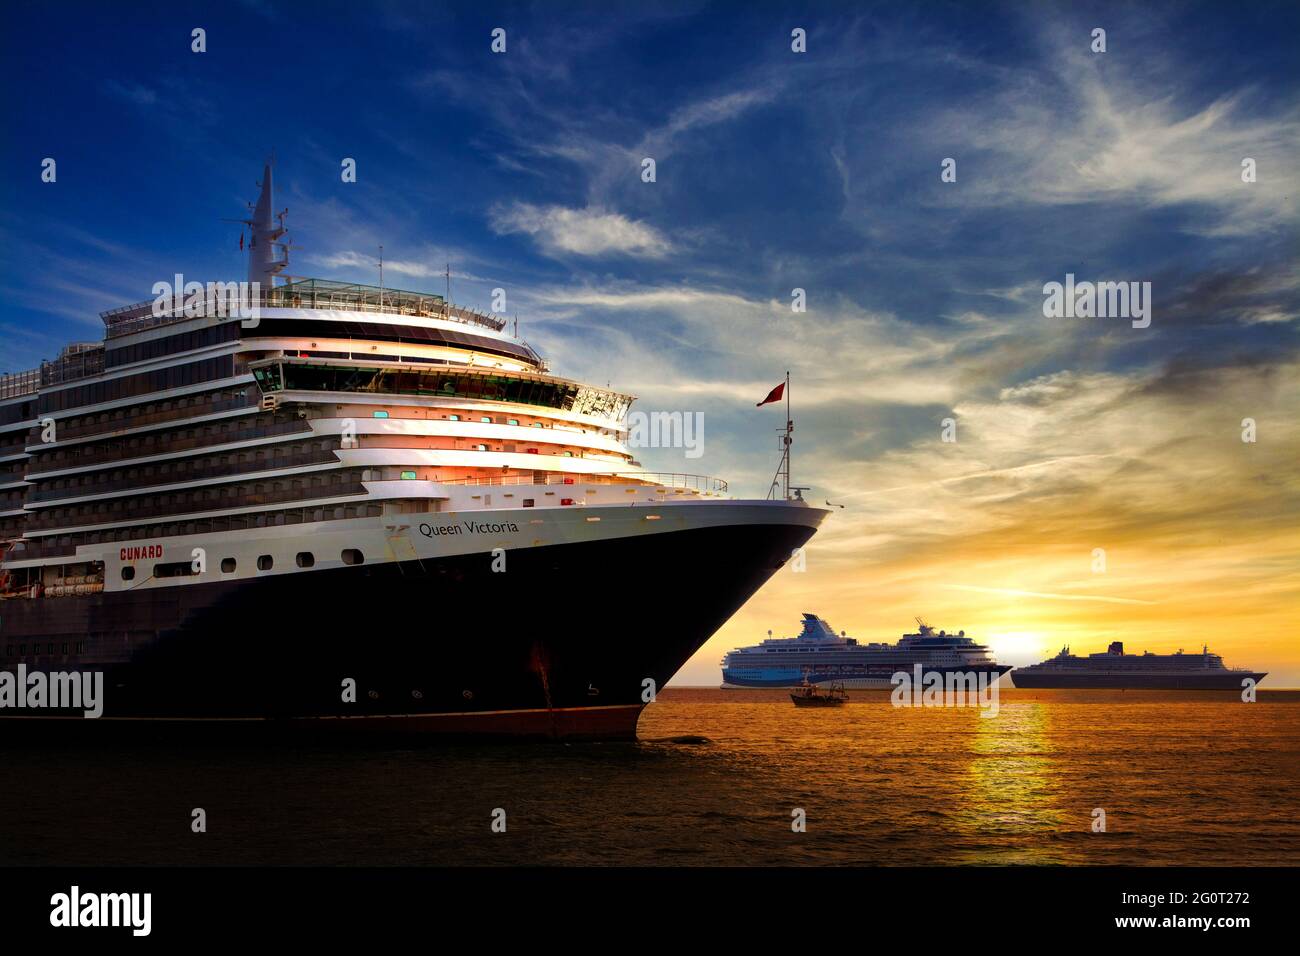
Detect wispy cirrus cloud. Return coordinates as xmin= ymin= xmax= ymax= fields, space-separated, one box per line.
xmin=944 ymin=585 xmax=1158 ymax=606
xmin=918 ymin=34 xmax=1300 ymax=235
xmin=489 ymin=203 xmax=672 ymax=258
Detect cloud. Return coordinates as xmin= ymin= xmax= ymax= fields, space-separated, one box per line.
xmin=489 ymin=203 xmax=672 ymax=258
xmin=104 ymin=80 xmax=157 ymax=107
xmin=921 ymin=38 xmax=1300 ymax=235
xmin=314 ymin=250 xmax=439 ymax=279
xmin=943 ymin=585 xmax=1157 ymax=606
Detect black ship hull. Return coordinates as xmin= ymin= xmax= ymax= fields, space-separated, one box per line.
xmin=1010 ymin=671 xmax=1267 ymax=690
xmin=0 ymin=521 xmax=816 ymax=738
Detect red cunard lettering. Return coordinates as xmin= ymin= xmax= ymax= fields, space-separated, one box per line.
xmin=119 ymin=545 xmax=163 ymax=561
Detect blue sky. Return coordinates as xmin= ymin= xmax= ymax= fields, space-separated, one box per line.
xmin=2 ymin=0 xmax=1298 ymax=679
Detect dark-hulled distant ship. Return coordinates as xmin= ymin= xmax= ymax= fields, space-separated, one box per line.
xmin=1011 ymin=641 xmax=1266 ymax=689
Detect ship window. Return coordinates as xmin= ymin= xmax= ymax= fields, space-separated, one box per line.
xmin=62 ymin=643 xmax=68 ymax=655
xmin=522 ymin=498 xmax=534 ymax=507
xmin=480 ymin=416 xmax=492 ymax=423
xmin=532 ymin=422 xmax=542 ymax=427
xmin=341 ymin=548 xmax=364 ymax=566
xmin=120 ymin=566 xmax=135 ymax=581
xmin=401 ymin=470 xmax=417 ymax=480
xmin=257 ymin=555 xmax=273 ymax=571
xmin=474 ymin=444 xmax=487 ymax=451
xmin=296 ymin=551 xmax=315 ymax=568
xmin=507 ymin=419 xmax=519 ymax=426
xmin=154 ymin=561 xmax=197 ymax=578
xmin=448 ymin=414 xmax=460 ymax=421
xmin=220 ymin=558 xmax=236 ymax=573
xmin=373 ymin=410 xmax=389 ymax=418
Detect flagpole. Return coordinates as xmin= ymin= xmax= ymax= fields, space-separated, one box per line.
xmin=784 ymin=370 xmax=791 ymax=499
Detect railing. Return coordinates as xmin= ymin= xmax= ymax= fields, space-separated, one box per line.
xmin=41 ymin=348 xmax=105 ymax=386
xmin=0 ymin=351 xmax=107 ymax=399
xmin=620 ymin=472 xmax=728 ymax=494
xmin=100 ymin=278 xmax=508 ymax=339
xmin=0 ymin=368 xmax=40 ymax=401
xmin=407 ymin=471 xmax=728 ymax=494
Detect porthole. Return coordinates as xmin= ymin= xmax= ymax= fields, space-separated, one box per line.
xmin=296 ymin=552 xmax=315 ymax=568
xmin=341 ymin=548 xmax=364 ymax=566
xmin=257 ymin=555 xmax=273 ymax=571
xmin=220 ymin=558 xmax=236 ymax=573
xmin=120 ymin=566 xmax=135 ymax=581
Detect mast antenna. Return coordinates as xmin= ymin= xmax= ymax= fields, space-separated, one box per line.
xmin=766 ymin=370 xmax=794 ymax=500
xmin=378 ymin=245 xmax=384 ymax=309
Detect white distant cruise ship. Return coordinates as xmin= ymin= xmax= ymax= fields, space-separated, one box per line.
xmin=721 ymin=615 xmax=1011 ymax=688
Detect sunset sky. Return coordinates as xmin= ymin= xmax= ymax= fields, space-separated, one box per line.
xmin=2 ymin=1 xmax=1297 ymax=683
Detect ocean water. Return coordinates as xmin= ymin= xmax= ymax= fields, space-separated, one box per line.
xmin=2 ymin=688 xmax=1297 ymax=866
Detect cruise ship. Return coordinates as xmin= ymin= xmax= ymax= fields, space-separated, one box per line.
xmin=1011 ymin=642 xmax=1267 ymax=689
xmin=720 ymin=615 xmax=1012 ymax=688
xmin=0 ymin=163 xmax=826 ymax=738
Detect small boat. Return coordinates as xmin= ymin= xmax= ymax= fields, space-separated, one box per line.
xmin=790 ymin=679 xmax=848 ymax=707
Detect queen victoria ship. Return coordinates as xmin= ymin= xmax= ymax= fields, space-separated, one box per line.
xmin=0 ymin=164 xmax=826 ymax=737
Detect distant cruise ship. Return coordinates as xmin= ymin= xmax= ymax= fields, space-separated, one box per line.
xmin=0 ymin=162 xmax=827 ymax=738
xmin=1011 ymin=642 xmax=1267 ymax=689
xmin=720 ymin=615 xmax=1012 ymax=689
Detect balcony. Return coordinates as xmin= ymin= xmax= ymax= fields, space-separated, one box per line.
xmin=25 ymin=479 xmax=368 ymax=531
xmin=33 ymin=392 xmax=260 ymax=446
xmin=27 ymin=416 xmax=310 ymax=474
xmin=27 ymin=446 xmax=339 ymax=503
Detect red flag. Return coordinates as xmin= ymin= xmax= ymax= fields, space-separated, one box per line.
xmin=239 ymin=233 xmax=244 ymax=251
xmin=756 ymin=382 xmax=785 ymax=407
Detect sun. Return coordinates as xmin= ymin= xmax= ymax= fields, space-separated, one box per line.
xmin=984 ymin=632 xmax=1050 ymax=665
